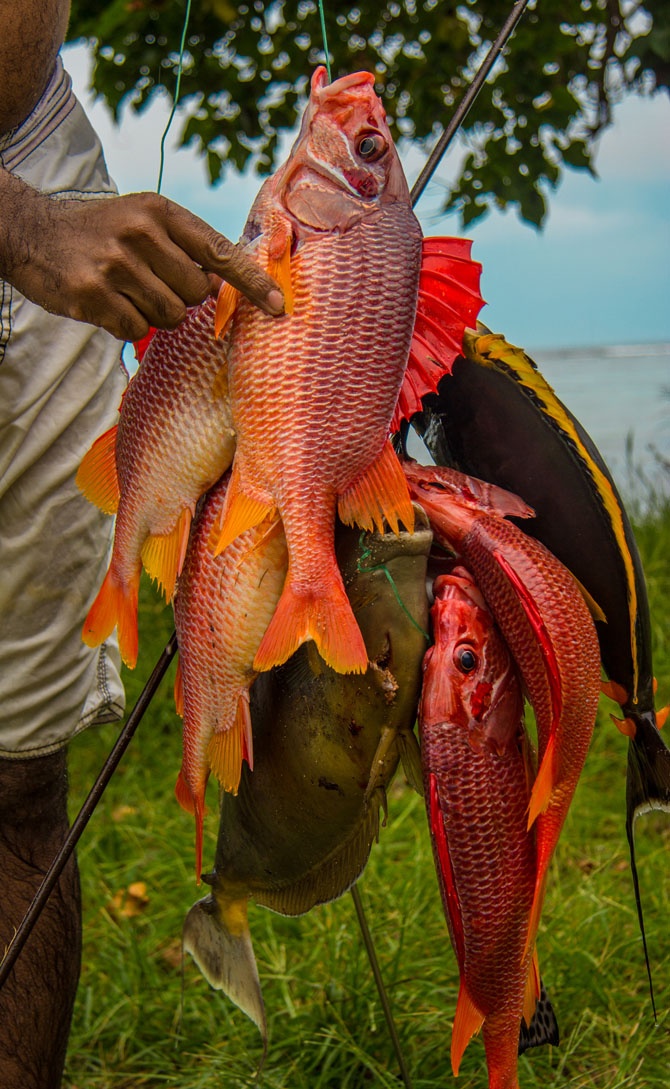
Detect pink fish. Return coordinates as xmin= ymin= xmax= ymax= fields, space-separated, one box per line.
xmin=173 ymin=473 xmax=288 ymax=878
xmin=77 ymin=298 xmax=235 ymax=667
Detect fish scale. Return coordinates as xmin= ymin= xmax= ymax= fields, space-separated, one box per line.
xmin=420 ymin=570 xmax=538 ymax=1089
xmin=215 ymin=69 xmax=423 ymax=675
xmin=79 ymin=296 xmax=236 ymax=667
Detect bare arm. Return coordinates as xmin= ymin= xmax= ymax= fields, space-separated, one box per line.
xmin=0 ymin=0 xmax=284 ymax=339
xmin=0 ymin=172 xmax=284 ymax=341
xmin=0 ymin=0 xmax=70 ymax=134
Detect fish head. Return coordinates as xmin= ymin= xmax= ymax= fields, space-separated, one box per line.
xmin=277 ymin=66 xmax=411 ymax=231
xmin=421 ymin=567 xmax=523 ymax=750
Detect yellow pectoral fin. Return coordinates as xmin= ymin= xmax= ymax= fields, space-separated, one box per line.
xmin=214 ymin=282 xmax=242 ymax=339
xmin=76 ymin=425 xmax=120 ymax=514
xmin=338 ymin=441 xmax=415 ymax=536
xmin=211 ymin=480 xmax=275 ymax=557
xmin=266 ymin=234 xmax=294 ymax=314
xmin=141 ymin=506 xmax=193 ymax=602
xmin=451 ymin=982 xmax=485 ymax=1076
xmin=207 ymin=691 xmax=253 ymax=795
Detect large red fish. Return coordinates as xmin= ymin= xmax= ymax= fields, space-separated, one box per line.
xmin=211 ymin=67 xmax=424 ymax=675
xmin=77 ymin=299 xmax=235 ymax=667
xmin=404 ymin=458 xmax=602 ymax=955
xmin=172 ymin=473 xmax=288 ymax=878
xmin=420 ymin=568 xmax=539 ymax=1089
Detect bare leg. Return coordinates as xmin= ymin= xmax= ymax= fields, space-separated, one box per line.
xmin=0 ymin=750 xmax=81 ymax=1089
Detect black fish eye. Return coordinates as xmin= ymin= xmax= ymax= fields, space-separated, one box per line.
xmin=455 ymin=646 xmax=478 ymax=673
xmin=357 ymin=132 xmax=387 ymax=160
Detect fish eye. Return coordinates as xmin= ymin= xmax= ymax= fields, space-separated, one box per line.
xmin=356 ymin=132 xmax=387 ymax=161
xmin=455 ymin=646 xmax=478 ymax=673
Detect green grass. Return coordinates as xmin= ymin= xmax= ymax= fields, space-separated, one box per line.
xmin=64 ymin=498 xmax=670 ymax=1088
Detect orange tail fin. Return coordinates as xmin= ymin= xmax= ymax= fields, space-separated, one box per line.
xmin=253 ymin=576 xmax=367 ymax=675
xmin=82 ymin=563 xmax=140 ymax=669
xmin=175 ymin=768 xmax=206 ymax=882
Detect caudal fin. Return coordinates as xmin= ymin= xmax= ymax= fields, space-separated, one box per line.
xmin=183 ymin=895 xmax=267 ymax=1046
xmin=82 ymin=563 xmax=140 ymax=668
xmin=253 ymin=576 xmax=367 ymax=675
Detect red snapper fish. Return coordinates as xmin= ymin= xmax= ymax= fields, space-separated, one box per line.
xmin=420 ymin=567 xmax=542 ymax=1088
xmin=77 ymin=299 xmax=235 ymax=667
xmin=211 ymin=67 xmax=424 ymax=675
xmin=172 ymin=473 xmax=288 ymax=878
xmin=404 ymin=459 xmax=602 ymax=953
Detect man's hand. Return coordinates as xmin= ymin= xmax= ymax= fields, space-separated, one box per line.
xmin=0 ymin=179 xmax=284 ymax=341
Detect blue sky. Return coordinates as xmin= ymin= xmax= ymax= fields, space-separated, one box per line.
xmin=64 ymin=42 xmax=670 ymax=352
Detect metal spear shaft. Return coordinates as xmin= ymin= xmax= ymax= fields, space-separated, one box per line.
xmin=411 ymin=0 xmax=531 ymax=207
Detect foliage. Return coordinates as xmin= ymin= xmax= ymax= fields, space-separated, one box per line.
xmin=66 ymin=0 xmax=668 ymax=228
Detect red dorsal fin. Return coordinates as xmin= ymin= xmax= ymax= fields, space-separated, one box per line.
xmin=174 ymin=769 xmax=206 ymax=882
xmin=492 ymin=547 xmax=563 ymax=786
xmin=429 ymin=773 xmax=465 ymax=967
xmin=392 ymin=236 xmax=484 ymax=430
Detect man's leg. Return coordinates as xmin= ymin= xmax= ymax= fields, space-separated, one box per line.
xmin=0 ymin=750 xmax=81 ymax=1089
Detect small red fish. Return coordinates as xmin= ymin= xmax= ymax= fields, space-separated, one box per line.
xmin=420 ymin=567 xmax=538 ymax=1088
xmin=404 ymin=458 xmax=602 ymax=956
xmin=173 ymin=473 xmax=288 ymax=878
xmin=77 ymin=299 xmax=235 ymax=667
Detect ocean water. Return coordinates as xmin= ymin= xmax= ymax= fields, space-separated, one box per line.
xmin=530 ymin=342 xmax=670 ymax=506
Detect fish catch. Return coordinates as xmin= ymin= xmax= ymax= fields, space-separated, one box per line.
xmin=211 ymin=66 xmax=424 ymax=675
xmin=403 ymin=458 xmax=602 ymax=958
xmin=183 ymin=509 xmax=432 ymax=1041
xmin=420 ymin=567 xmax=553 ymax=1088
xmin=172 ymin=472 xmax=288 ymax=878
xmin=77 ymin=299 xmax=234 ymax=667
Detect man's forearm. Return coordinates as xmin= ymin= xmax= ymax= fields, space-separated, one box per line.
xmin=0 ymin=0 xmax=71 ymax=133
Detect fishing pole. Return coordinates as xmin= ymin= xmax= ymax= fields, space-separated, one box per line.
xmin=0 ymin=634 xmax=178 ymax=991
xmin=1 ymin=0 xmax=532 ymax=1017
xmin=411 ymin=0 xmax=531 ymax=207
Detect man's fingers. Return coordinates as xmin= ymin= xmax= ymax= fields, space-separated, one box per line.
xmin=163 ymin=201 xmax=285 ymax=315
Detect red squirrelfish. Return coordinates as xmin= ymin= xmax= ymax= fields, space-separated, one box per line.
xmin=77 ymin=299 xmax=235 ymax=667
xmin=420 ymin=568 xmax=538 ymax=1089
xmin=211 ymin=67 xmax=423 ymax=675
xmin=173 ymin=473 xmax=288 ymax=878
xmin=404 ymin=459 xmax=602 ymax=954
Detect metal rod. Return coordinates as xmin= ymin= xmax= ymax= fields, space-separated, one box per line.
xmin=410 ymin=0 xmax=531 ymax=207
xmin=0 ymin=632 xmax=178 ymax=992
xmin=350 ymin=883 xmax=413 ymax=1089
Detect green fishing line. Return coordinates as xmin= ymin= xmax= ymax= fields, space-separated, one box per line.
xmin=157 ymin=0 xmax=193 ymax=194
xmin=357 ymin=533 xmax=430 ymax=642
xmin=317 ymin=0 xmax=332 ymax=82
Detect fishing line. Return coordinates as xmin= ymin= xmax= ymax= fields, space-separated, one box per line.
xmin=157 ymin=0 xmax=194 ymax=193
xmin=357 ymin=533 xmax=430 ymax=642
xmin=317 ymin=0 xmax=332 ymax=83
